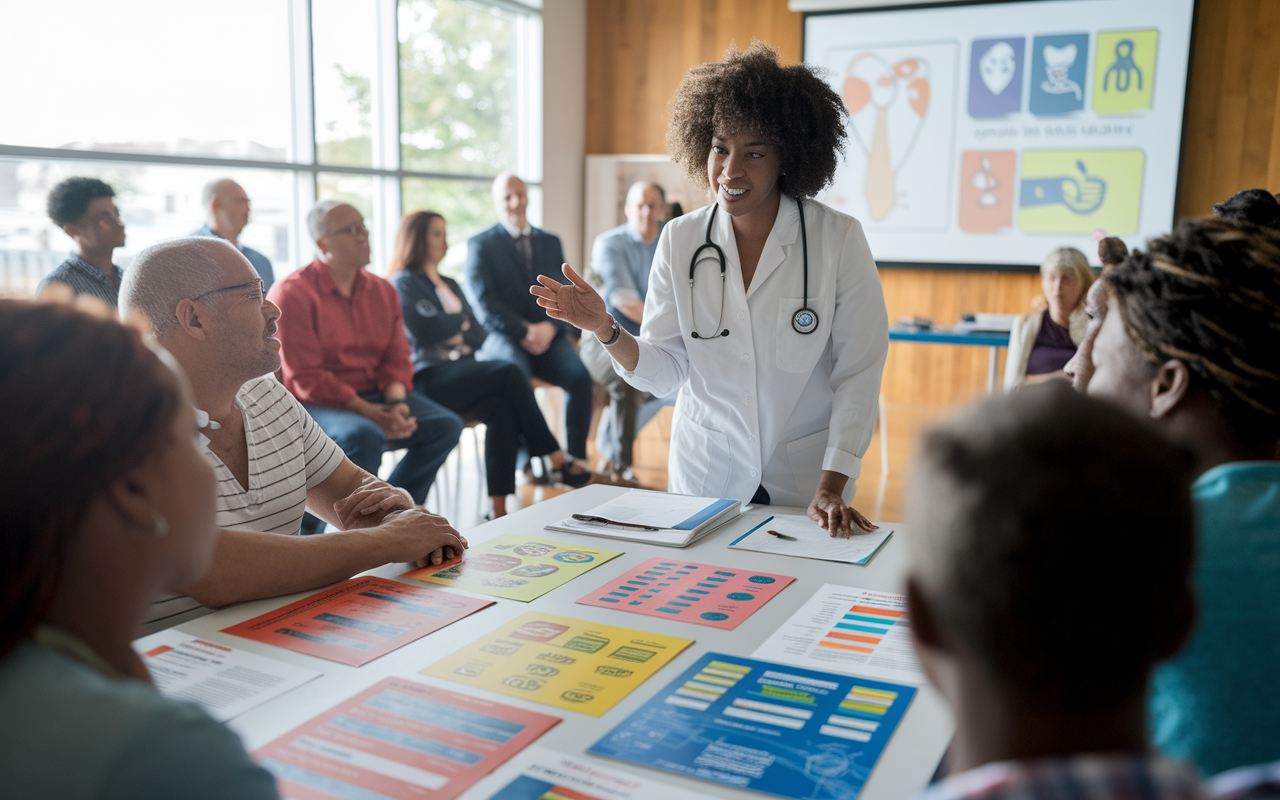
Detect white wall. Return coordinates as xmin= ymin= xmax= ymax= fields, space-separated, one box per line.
xmin=541 ymin=0 xmax=587 ymax=267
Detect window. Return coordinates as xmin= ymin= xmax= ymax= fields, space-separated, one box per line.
xmin=0 ymin=0 xmax=541 ymax=297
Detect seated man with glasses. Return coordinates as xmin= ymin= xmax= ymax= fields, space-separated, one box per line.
xmin=268 ymin=201 xmax=463 ymax=522
xmin=119 ymin=236 xmax=467 ymax=632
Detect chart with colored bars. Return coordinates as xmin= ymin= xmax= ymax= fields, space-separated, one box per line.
xmin=589 ymin=652 xmax=916 ymax=800
xmin=577 ymin=557 xmax=793 ymax=629
xmin=666 ymin=659 xmax=749 ymax=711
xmin=826 ymin=685 xmax=903 ymax=743
xmin=823 ymin=603 xmax=904 ymax=654
xmin=752 ymin=584 xmax=925 ymax=684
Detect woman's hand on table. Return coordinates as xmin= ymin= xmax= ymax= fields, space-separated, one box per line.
xmin=807 ymin=470 xmax=878 ymax=537
xmin=530 ymin=264 xmax=611 ymax=336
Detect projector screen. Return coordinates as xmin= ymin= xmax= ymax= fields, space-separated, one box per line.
xmin=803 ymin=0 xmax=1197 ymax=269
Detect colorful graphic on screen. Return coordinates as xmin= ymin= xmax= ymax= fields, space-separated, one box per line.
xmin=1029 ymin=33 xmax=1090 ymax=115
xmin=1019 ymin=149 xmax=1145 ymax=235
xmin=968 ymin=37 xmax=1025 ymax=118
xmin=959 ymin=150 xmax=1017 ymax=232
xmin=1093 ymin=30 xmax=1158 ymax=113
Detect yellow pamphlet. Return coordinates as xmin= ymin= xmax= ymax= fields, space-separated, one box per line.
xmin=422 ymin=611 xmax=694 ymax=716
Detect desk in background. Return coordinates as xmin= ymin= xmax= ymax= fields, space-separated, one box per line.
xmin=168 ymin=485 xmax=952 ymax=800
xmin=888 ymin=327 xmax=1010 ymax=396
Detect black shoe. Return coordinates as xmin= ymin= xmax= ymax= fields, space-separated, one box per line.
xmin=546 ymin=456 xmax=594 ymax=488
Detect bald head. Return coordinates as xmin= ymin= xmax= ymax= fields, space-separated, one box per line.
xmin=624 ymin=181 xmax=665 ymax=244
xmin=492 ymin=172 xmax=529 ymax=232
xmin=203 ymin=179 xmax=250 ymax=242
xmin=120 ymin=237 xmax=238 ymax=340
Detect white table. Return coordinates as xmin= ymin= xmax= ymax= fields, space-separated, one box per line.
xmin=172 ymin=485 xmax=953 ymax=800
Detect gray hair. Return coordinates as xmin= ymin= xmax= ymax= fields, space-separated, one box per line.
xmin=119 ymin=237 xmax=229 ymax=340
xmin=201 ymin=179 xmax=221 ymax=209
xmin=307 ymin=199 xmax=348 ymax=244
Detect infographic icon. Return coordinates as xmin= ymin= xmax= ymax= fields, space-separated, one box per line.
xmin=1029 ymin=33 xmax=1090 ymax=115
xmin=1093 ymin=30 xmax=1158 ymax=113
xmin=969 ymin=37 xmax=1025 ymax=118
xmin=1019 ymin=149 xmax=1145 ymax=235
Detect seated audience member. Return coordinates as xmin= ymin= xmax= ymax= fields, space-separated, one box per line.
xmin=1213 ymin=188 xmax=1280 ymax=230
xmin=120 ymin=237 xmax=466 ymax=631
xmin=907 ymin=382 xmax=1200 ymax=800
xmin=0 ymin=301 xmax=279 ymax=799
xmin=465 ymin=173 xmax=594 ymax=464
xmin=268 ymin=200 xmax=463 ymax=510
xmin=1087 ymin=217 xmax=1280 ymax=776
xmin=1004 ymin=247 xmax=1095 ymax=390
xmin=389 ymin=211 xmax=592 ymax=518
xmin=192 ymin=178 xmax=276 ymax=290
xmin=579 ymin=181 xmax=677 ymax=484
xmin=35 ymin=177 xmax=127 ymax=306
xmin=1063 ymin=237 xmax=1128 ymax=391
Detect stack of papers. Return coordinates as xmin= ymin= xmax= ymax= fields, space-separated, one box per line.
xmin=545 ymin=489 xmax=740 ymax=548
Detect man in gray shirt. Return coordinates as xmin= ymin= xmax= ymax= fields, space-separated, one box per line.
xmin=580 ymin=181 xmax=678 ymax=484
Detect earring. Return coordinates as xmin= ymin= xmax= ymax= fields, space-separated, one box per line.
xmin=153 ymin=513 xmax=169 ymax=538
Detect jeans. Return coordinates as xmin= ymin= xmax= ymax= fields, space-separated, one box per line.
xmin=303 ymin=390 xmax=463 ymax=505
xmin=476 ymin=331 xmax=593 ymax=459
xmin=414 ymin=358 xmax=561 ymax=497
xmin=579 ymin=332 xmax=678 ymax=466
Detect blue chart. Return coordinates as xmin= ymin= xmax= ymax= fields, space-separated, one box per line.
xmin=590 ymin=652 xmax=915 ymax=800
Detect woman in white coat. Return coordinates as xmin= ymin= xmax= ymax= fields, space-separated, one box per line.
xmin=532 ymin=43 xmax=889 ymax=536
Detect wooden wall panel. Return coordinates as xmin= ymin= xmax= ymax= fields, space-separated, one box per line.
xmin=585 ymin=0 xmax=1280 ymax=406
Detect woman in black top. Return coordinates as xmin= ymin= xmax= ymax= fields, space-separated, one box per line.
xmin=389 ymin=211 xmax=592 ymax=517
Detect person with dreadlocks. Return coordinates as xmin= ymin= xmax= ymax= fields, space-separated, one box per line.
xmin=1086 ymin=217 xmax=1280 ymax=777
xmin=531 ymin=42 xmax=889 ymax=537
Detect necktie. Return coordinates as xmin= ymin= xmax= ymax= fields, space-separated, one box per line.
xmin=515 ymin=233 xmax=534 ymax=280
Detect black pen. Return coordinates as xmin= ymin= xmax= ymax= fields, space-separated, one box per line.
xmin=572 ymin=514 xmax=661 ymax=532
xmin=766 ymin=529 xmax=797 ymax=541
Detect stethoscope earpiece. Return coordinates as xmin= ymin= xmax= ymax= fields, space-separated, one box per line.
xmin=689 ymin=200 xmax=816 ymax=341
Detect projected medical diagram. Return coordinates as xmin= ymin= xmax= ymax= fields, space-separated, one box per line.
xmin=807 ymin=0 xmax=1194 ymax=266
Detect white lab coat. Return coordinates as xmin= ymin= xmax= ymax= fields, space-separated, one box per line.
xmin=617 ymin=194 xmax=889 ymax=506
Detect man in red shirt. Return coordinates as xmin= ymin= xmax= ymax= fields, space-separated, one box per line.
xmin=268 ymin=200 xmax=463 ymax=511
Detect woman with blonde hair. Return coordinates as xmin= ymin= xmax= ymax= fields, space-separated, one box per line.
xmin=1004 ymin=246 xmax=1095 ymax=390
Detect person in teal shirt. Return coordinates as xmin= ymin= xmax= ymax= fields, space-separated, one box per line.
xmin=0 ymin=301 xmax=278 ymax=799
xmin=1085 ymin=216 xmax=1280 ymax=776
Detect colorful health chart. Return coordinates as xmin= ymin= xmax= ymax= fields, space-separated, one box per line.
xmin=222 ymin=576 xmax=493 ymax=667
xmin=254 ymin=677 xmax=560 ymax=800
xmin=469 ymin=745 xmax=723 ymax=800
xmin=590 ymin=652 xmax=915 ymax=800
xmin=422 ymin=611 xmax=694 ymax=717
xmin=753 ymin=584 xmax=924 ymax=684
xmin=575 ymin=557 xmax=794 ymax=629
xmin=404 ymin=534 xmax=623 ymax=602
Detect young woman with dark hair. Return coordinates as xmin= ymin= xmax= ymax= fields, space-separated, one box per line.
xmin=388 ymin=211 xmax=594 ymax=517
xmin=0 ymin=301 xmax=278 ymax=798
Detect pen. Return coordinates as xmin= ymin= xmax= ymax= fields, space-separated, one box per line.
xmin=766 ymin=530 xmax=797 ymax=541
xmin=572 ymin=514 xmax=662 ymax=532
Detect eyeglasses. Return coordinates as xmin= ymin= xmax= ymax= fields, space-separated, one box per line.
xmin=191 ymin=278 xmax=265 ymax=305
xmin=329 ymin=221 xmax=369 ymax=239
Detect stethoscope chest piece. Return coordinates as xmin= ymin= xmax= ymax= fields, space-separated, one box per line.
xmin=792 ymin=307 xmax=819 ymax=334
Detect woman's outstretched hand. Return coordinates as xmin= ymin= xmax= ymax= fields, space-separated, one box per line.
xmin=530 ymin=264 xmax=611 ymax=335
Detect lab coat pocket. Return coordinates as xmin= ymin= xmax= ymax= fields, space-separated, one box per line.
xmin=775 ymin=298 xmax=828 ymax=373
xmin=669 ymin=414 xmax=731 ymax=498
xmin=785 ymin=429 xmax=829 ymax=499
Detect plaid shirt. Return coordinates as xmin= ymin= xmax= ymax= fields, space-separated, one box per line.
xmin=917 ymin=756 xmax=1206 ymax=800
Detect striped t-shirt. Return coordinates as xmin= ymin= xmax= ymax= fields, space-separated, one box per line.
xmin=145 ymin=376 xmax=345 ymax=633
xmin=35 ymin=254 xmax=125 ymax=307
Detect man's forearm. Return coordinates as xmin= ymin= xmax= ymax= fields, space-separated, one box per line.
xmin=183 ymin=527 xmax=405 ymax=610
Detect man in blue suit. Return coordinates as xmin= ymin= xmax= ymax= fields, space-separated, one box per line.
xmin=465 ymin=173 xmax=594 ymax=465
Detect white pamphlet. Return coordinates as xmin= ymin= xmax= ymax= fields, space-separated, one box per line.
xmin=728 ymin=513 xmax=894 ymax=564
xmin=459 ymin=745 xmax=721 ymax=800
xmin=751 ymin=583 xmax=925 ymax=684
xmin=133 ymin=630 xmax=321 ymax=721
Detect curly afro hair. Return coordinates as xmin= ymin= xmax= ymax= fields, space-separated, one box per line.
xmin=47 ymin=177 xmax=115 ymax=228
xmin=1213 ymin=188 xmax=1280 ymax=231
xmin=666 ymin=41 xmax=847 ymax=200
xmin=1109 ymin=217 xmax=1280 ymax=439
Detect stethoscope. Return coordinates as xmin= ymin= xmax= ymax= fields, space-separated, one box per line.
xmin=689 ymin=199 xmax=818 ymax=339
